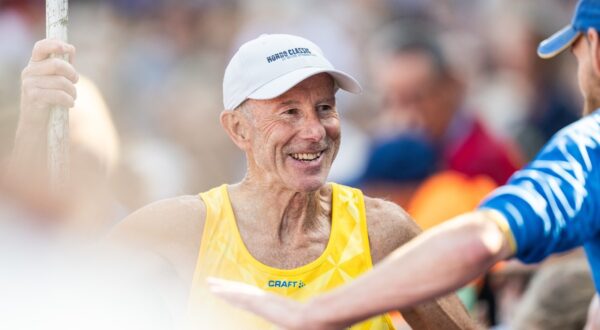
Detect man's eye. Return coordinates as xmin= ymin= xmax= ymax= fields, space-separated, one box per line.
xmin=317 ymin=105 xmax=333 ymax=112
xmin=282 ymin=108 xmax=298 ymax=115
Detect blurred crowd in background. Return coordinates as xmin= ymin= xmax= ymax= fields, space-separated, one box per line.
xmin=0 ymin=0 xmax=594 ymax=329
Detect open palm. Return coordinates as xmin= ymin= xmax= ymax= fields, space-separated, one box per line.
xmin=207 ymin=277 xmax=341 ymax=330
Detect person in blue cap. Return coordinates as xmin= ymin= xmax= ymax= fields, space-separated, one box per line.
xmin=208 ymin=0 xmax=600 ymax=328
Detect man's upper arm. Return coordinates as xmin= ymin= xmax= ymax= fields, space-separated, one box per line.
xmin=364 ymin=196 xmax=421 ymax=264
xmin=364 ymin=197 xmax=478 ymax=329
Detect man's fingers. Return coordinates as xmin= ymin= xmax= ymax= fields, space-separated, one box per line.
xmin=20 ymin=41 xmax=79 ymax=121
xmin=23 ymin=88 xmax=76 ymax=109
xmin=40 ymin=89 xmax=75 ymax=109
xmin=208 ymin=277 xmax=272 ymax=311
xmin=31 ymin=39 xmax=76 ymax=63
xmin=22 ymin=58 xmax=79 ymax=84
xmin=23 ymin=76 xmax=77 ymax=100
xmin=207 ymin=277 xmax=257 ymax=292
xmin=207 ymin=277 xmax=307 ymax=330
xmin=207 ymin=277 xmax=264 ymax=295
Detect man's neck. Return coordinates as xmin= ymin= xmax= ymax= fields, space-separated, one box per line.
xmin=228 ymin=180 xmax=331 ymax=244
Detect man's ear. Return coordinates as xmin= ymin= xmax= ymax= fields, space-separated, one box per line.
xmin=220 ymin=110 xmax=250 ymax=150
xmin=587 ymin=28 xmax=600 ymax=77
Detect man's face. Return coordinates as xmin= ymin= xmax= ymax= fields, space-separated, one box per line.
xmin=376 ymin=51 xmax=454 ymax=141
xmin=243 ymin=73 xmax=339 ymax=192
xmin=572 ymin=33 xmax=600 ymax=115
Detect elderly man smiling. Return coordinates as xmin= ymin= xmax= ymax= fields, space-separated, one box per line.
xmin=17 ymin=34 xmax=476 ymax=329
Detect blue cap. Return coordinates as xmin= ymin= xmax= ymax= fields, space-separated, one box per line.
xmin=538 ymin=0 xmax=600 ymax=59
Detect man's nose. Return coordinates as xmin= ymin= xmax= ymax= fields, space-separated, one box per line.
xmin=299 ymin=114 xmax=326 ymax=142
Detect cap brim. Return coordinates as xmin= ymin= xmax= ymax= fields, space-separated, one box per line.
xmin=247 ymin=67 xmax=362 ymax=100
xmin=537 ymin=25 xmax=581 ymax=59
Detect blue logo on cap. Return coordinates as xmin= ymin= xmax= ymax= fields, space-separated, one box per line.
xmin=266 ymin=48 xmax=313 ymax=63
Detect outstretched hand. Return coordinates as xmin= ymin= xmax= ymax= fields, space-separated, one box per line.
xmin=207 ymin=277 xmax=342 ymax=330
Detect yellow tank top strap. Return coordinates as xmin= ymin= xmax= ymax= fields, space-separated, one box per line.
xmin=196 ymin=184 xmax=226 ymax=258
xmin=330 ymin=183 xmax=374 ymax=269
xmin=330 ymin=183 xmax=396 ymax=329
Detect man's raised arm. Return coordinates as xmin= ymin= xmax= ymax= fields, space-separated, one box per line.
xmin=9 ymin=39 xmax=78 ymax=182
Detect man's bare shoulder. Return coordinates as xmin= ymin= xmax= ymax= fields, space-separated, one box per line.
xmin=110 ymin=195 xmax=206 ymax=282
xmin=363 ymin=196 xmax=422 ymax=264
xmin=112 ymin=195 xmax=205 ymax=242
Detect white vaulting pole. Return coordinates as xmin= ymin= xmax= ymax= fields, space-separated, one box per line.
xmin=46 ymin=0 xmax=69 ymax=191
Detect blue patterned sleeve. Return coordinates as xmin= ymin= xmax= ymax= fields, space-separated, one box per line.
xmin=479 ymin=111 xmax=600 ymax=264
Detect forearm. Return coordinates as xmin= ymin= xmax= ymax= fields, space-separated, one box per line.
xmin=12 ymin=114 xmax=48 ymax=162
xmin=7 ymin=112 xmax=49 ymax=182
xmin=8 ymin=38 xmax=78 ymax=183
xmin=308 ymin=211 xmax=512 ymax=328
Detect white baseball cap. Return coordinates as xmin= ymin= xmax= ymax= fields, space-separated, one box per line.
xmin=223 ymin=34 xmax=362 ymax=110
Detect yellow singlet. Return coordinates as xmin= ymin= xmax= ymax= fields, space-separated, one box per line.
xmin=187 ymin=183 xmax=395 ymax=330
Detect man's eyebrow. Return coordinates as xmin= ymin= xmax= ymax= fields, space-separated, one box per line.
xmin=278 ymin=100 xmax=301 ymax=107
xmin=316 ymin=97 xmax=336 ymax=104
xmin=277 ymin=97 xmax=335 ymax=107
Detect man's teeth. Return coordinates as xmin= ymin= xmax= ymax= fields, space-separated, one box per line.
xmin=291 ymin=152 xmax=322 ymax=161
